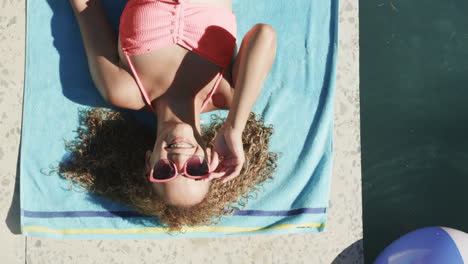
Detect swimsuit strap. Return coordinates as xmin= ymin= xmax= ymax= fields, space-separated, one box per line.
xmin=200 ymin=68 xmax=224 ymax=112
xmin=124 ymin=49 xmax=224 ymax=116
xmin=124 ymin=51 xmax=157 ymax=113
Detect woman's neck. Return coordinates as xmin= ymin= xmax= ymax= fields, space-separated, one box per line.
xmin=155 ymin=96 xmax=202 ymax=135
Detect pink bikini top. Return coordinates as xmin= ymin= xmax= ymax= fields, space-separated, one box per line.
xmin=119 ymin=0 xmax=238 ymax=113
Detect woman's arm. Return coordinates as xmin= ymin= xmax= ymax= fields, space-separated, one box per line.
xmin=69 ymin=0 xmax=144 ymax=109
xmin=212 ymin=23 xmax=276 ymax=183
xmin=226 ymin=23 xmax=277 ymax=132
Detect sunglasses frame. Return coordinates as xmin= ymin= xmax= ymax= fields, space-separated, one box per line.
xmin=148 ymin=155 xmax=211 ymax=182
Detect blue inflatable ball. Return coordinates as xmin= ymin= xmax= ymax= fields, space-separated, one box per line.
xmin=374 ymin=226 xmax=468 ymax=264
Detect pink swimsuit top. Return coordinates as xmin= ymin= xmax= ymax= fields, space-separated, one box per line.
xmin=119 ymin=0 xmax=238 ymax=113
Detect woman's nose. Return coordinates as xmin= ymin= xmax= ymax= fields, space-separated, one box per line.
xmin=170 ymin=154 xmax=189 ymax=171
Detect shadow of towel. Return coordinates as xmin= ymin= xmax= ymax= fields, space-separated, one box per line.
xmin=5 ymin=140 xmax=22 ymax=234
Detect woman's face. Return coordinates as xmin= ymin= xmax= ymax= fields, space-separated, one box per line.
xmin=145 ymin=123 xmax=215 ymax=208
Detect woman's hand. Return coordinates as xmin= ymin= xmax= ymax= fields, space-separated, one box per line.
xmin=209 ymin=126 xmax=245 ymax=183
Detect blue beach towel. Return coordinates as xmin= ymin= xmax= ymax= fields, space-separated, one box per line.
xmin=20 ymin=0 xmax=338 ymax=239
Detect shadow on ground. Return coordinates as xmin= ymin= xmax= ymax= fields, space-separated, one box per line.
xmin=5 ymin=143 xmax=22 ymax=234
xmin=331 ymin=239 xmax=364 ymax=264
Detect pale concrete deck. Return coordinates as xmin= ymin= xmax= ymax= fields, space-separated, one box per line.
xmin=0 ymin=0 xmax=361 ymax=263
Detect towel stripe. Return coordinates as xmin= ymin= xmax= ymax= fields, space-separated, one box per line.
xmin=21 ymin=208 xmax=327 ymax=218
xmin=233 ymin=208 xmax=326 ymax=216
xmin=22 ymin=210 xmax=144 ymax=218
xmin=22 ymin=222 xmax=324 ymax=235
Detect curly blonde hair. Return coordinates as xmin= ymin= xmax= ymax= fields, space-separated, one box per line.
xmin=51 ymin=108 xmax=278 ymax=232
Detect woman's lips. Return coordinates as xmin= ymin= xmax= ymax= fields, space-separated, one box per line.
xmin=167 ymin=143 xmax=194 ymax=149
xmin=167 ymin=138 xmax=195 ymax=149
xmin=169 ymin=137 xmax=194 ymax=145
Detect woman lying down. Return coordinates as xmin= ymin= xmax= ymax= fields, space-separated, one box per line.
xmin=59 ymin=0 xmax=278 ymax=231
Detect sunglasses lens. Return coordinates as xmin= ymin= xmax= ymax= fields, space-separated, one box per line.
xmin=186 ymin=156 xmax=209 ymax=176
xmin=153 ymin=160 xmax=175 ymax=180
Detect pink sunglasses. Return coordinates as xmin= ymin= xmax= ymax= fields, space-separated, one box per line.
xmin=148 ymin=155 xmax=212 ymax=182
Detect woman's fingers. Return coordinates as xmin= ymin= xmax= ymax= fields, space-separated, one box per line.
xmin=208 ymin=159 xmax=227 ymax=180
xmin=209 ymin=171 xmax=226 ymax=179
xmin=221 ymin=162 xmax=243 ymax=183
xmin=221 ymin=158 xmax=241 ymax=166
xmin=209 ymin=157 xmax=244 ymax=182
xmin=208 ymin=148 xmax=219 ymax=172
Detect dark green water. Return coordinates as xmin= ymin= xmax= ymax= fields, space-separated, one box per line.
xmin=360 ymin=0 xmax=468 ymax=262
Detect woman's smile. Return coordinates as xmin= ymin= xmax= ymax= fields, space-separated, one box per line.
xmin=166 ymin=142 xmax=194 ymax=149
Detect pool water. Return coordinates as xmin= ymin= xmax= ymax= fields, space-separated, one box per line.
xmin=360 ymin=0 xmax=468 ymax=262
